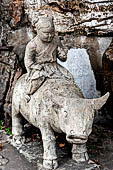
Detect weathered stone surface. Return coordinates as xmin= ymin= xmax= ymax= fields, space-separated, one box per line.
xmin=0 ymin=0 xmax=33 ymax=119
xmin=58 ymin=36 xmax=112 ymax=95
xmin=0 ymin=154 xmax=9 ymax=166
xmin=0 ymin=50 xmax=23 ymax=121
xmin=102 ymin=38 xmax=113 ymax=92
xmin=0 ymin=130 xmax=36 ymax=170
xmin=24 ymin=0 xmax=113 ymax=35
xmin=102 ymin=38 xmax=113 ymax=114
xmin=12 ymin=73 xmax=109 ymax=169
xmin=0 ymin=50 xmax=14 ymax=113
xmin=58 ymin=48 xmax=100 ymax=98
xmin=9 ymin=0 xmax=24 ymax=27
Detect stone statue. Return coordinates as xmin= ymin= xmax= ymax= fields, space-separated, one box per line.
xmin=24 ymin=16 xmax=74 ymax=102
xmin=12 ymin=16 xmax=109 ymax=169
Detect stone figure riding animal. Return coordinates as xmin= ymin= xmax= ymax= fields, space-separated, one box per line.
xmin=12 ymin=16 xmax=109 ymax=169
xmin=12 ymin=76 xmax=109 ymax=169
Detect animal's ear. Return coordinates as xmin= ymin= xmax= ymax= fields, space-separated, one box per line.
xmin=86 ymin=92 xmax=110 ymax=110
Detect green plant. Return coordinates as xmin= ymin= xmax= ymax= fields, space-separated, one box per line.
xmin=0 ymin=120 xmax=12 ymax=135
xmin=0 ymin=120 xmax=3 ymax=130
xmin=5 ymin=128 xmax=12 ymax=135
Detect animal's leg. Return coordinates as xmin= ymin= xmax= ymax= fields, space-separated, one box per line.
xmin=72 ymin=144 xmax=89 ymax=163
xmin=40 ymin=124 xmax=58 ymax=169
xmin=12 ymin=106 xmax=25 ymax=145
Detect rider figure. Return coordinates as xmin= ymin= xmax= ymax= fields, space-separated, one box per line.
xmin=24 ymin=16 xmax=74 ymax=102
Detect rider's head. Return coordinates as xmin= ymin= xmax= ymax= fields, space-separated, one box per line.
xmin=36 ymin=16 xmax=55 ymax=42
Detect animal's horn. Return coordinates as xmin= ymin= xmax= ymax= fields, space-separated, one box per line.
xmin=87 ymin=92 xmax=110 ymax=110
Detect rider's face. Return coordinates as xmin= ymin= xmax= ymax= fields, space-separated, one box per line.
xmin=38 ymin=26 xmax=55 ymax=42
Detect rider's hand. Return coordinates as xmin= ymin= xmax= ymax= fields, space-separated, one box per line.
xmin=30 ymin=63 xmax=42 ymax=70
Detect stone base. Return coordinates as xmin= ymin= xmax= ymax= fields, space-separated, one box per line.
xmin=9 ymin=136 xmax=100 ymax=170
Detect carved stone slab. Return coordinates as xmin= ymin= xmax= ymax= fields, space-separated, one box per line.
xmin=58 ymin=48 xmax=100 ymax=98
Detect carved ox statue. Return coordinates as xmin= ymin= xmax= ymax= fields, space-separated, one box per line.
xmin=12 ymin=75 xmax=109 ymax=169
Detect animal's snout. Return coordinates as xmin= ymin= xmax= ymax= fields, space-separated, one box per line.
xmin=67 ymin=134 xmax=87 ymax=140
xmin=68 ymin=135 xmax=87 ymax=140
xmin=66 ymin=132 xmax=88 ymax=144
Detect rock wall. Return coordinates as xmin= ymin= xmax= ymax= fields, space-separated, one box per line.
xmin=57 ymin=35 xmax=112 ymax=94
xmin=0 ymin=0 xmax=113 ymax=120
xmin=24 ymin=0 xmax=113 ymax=35
xmin=0 ymin=0 xmax=33 ymax=120
xmin=102 ymin=38 xmax=113 ymax=115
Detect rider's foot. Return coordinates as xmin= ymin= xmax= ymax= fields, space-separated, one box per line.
xmin=25 ymin=94 xmax=31 ymax=103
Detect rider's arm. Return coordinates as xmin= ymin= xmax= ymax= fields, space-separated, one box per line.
xmin=56 ymin=37 xmax=67 ymax=62
xmin=24 ymin=40 xmax=36 ymax=71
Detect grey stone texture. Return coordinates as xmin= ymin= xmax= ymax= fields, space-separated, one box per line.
xmin=24 ymin=0 xmax=113 ymax=35
xmin=58 ymin=36 xmax=112 ymax=94
xmin=102 ymin=38 xmax=113 ymax=115
xmin=57 ymin=35 xmax=111 ymax=98
xmin=0 ymin=134 xmax=35 ymax=170
xmin=0 ymin=0 xmax=32 ymax=120
xmin=58 ymin=48 xmax=99 ymax=98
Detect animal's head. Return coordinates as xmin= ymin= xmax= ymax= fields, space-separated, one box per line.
xmin=58 ymin=92 xmax=109 ymax=144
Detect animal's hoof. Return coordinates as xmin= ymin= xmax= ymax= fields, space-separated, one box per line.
xmin=72 ymin=152 xmax=89 ymax=163
xmin=43 ymin=159 xmax=58 ymax=169
xmin=12 ymin=135 xmax=25 ymax=146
